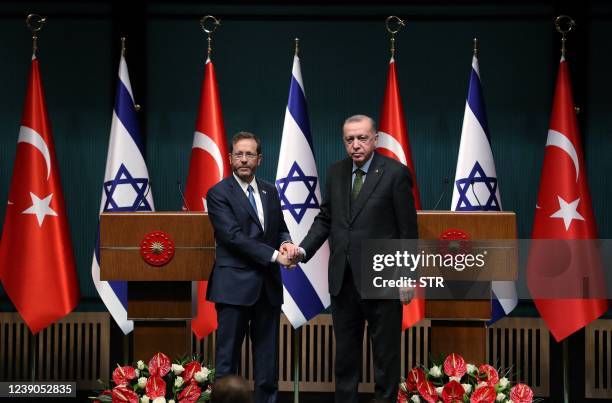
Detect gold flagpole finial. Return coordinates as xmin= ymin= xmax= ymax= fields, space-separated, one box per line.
xmin=200 ymin=15 xmax=221 ymax=59
xmin=473 ymin=37 xmax=479 ymax=57
xmin=294 ymin=38 xmax=299 ymax=57
xmin=385 ymin=16 xmax=405 ymax=58
xmin=121 ymin=37 xmax=127 ymax=57
xmin=554 ymin=15 xmax=576 ymax=58
xmin=26 ymin=14 xmax=46 ymax=56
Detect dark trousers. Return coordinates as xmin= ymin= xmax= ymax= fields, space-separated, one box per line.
xmin=215 ymin=291 xmax=280 ymax=403
xmin=331 ymin=268 xmax=402 ymax=403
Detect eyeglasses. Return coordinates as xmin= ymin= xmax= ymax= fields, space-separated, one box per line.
xmin=232 ymin=152 xmax=259 ymax=160
xmin=343 ymin=135 xmax=375 ymax=146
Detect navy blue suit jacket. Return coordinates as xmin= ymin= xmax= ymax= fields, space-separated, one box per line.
xmin=205 ymin=175 xmax=291 ymax=307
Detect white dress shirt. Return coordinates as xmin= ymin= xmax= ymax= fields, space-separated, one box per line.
xmin=233 ymin=173 xmax=265 ymax=230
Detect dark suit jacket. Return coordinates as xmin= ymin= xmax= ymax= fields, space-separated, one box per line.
xmin=300 ymin=152 xmax=418 ymax=296
xmin=206 ymin=176 xmax=291 ymax=307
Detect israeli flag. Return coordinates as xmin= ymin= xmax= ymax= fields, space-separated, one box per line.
xmin=451 ymin=54 xmax=517 ymax=324
xmin=275 ymin=54 xmax=330 ymax=328
xmin=91 ymin=54 xmax=154 ymax=334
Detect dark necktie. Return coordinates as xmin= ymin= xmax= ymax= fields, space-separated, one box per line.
xmin=352 ymin=169 xmax=365 ymax=200
xmin=247 ymin=185 xmax=258 ymax=215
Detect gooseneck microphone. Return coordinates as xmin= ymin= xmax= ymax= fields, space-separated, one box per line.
xmin=432 ymin=177 xmax=450 ymax=210
xmin=470 ymin=178 xmax=483 ymax=209
xmin=177 ymin=179 xmax=190 ymax=211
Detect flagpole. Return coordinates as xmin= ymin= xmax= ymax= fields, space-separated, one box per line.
xmin=554 ymin=15 xmax=576 ymax=403
xmin=289 ymin=37 xmax=301 ymax=403
xmin=25 ymin=13 xmax=46 ymax=382
xmin=120 ymin=37 xmax=141 ymax=114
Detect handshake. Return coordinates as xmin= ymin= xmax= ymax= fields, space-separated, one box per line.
xmin=276 ymin=242 xmax=304 ymax=268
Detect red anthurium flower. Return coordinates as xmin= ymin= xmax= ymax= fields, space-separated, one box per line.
xmin=178 ymin=383 xmax=202 ymax=403
xmin=183 ymin=361 xmax=202 ymax=384
xmin=469 ymin=385 xmax=496 ymax=403
xmin=443 ymin=353 xmax=467 ymax=378
xmin=510 ymin=384 xmax=534 ymax=403
xmin=442 ymin=380 xmax=465 ymax=403
xmin=406 ymin=367 xmax=426 ymax=392
xmin=397 ymin=386 xmax=410 ymax=403
xmin=416 ymin=380 xmax=438 ymax=403
xmin=477 ymin=364 xmax=499 ymax=386
xmin=111 ymin=385 xmax=139 ymax=403
xmin=148 ymin=352 xmax=171 ymax=377
xmin=145 ymin=375 xmax=167 ymax=399
xmin=112 ymin=365 xmax=137 ymax=386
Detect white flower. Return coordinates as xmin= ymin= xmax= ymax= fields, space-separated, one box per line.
xmin=137 ymin=360 xmax=145 ymax=370
xmin=462 ymin=384 xmax=472 ymax=394
xmin=475 ymin=381 xmax=487 ymax=390
xmin=410 ymin=395 xmax=421 ymax=403
xmin=140 ymin=396 xmax=150 ymax=403
xmin=194 ymin=368 xmax=210 ymax=383
xmin=137 ymin=377 xmax=147 ymax=389
xmin=171 ymin=364 xmax=184 ymax=375
xmin=435 ymin=386 xmax=443 ymax=396
xmin=174 ymin=376 xmax=184 ymax=387
xmin=168 ymin=400 xmax=175 ymax=403
xmin=467 ymin=364 xmax=477 ymax=374
xmin=152 ymin=398 xmax=166 ymax=403
xmin=429 ymin=365 xmax=442 ymax=378
xmin=498 ymin=377 xmax=509 ymax=388
xmin=496 ymin=393 xmax=506 ymax=402
xmin=135 ymin=369 xmax=140 ymax=377
xmin=449 ymin=376 xmax=462 ymax=383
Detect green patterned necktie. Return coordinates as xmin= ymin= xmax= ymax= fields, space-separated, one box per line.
xmin=352 ymin=169 xmax=365 ymax=200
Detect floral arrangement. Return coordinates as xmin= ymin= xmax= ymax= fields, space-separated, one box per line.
xmin=91 ymin=352 xmax=215 ymax=403
xmin=397 ymin=353 xmax=537 ymax=403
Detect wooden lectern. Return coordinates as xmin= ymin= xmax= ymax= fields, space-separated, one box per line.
xmin=417 ymin=211 xmax=517 ymax=364
xmin=99 ymin=212 xmax=215 ymax=360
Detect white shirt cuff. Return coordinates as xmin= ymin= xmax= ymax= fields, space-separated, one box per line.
xmin=271 ymin=250 xmax=279 ymax=262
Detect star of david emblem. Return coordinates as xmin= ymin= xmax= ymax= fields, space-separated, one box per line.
xmin=103 ymin=163 xmax=152 ymax=212
xmin=276 ymin=161 xmax=319 ymax=223
xmin=454 ymin=161 xmax=500 ymax=211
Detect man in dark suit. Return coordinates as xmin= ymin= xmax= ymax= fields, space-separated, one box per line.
xmin=206 ymin=131 xmax=298 ymax=403
xmin=290 ymin=115 xmax=418 ymax=403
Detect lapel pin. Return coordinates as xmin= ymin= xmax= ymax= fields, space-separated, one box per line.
xmin=262 ymin=189 xmax=267 ymax=194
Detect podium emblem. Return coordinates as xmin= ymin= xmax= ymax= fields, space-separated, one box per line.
xmin=438 ymin=228 xmax=471 ymax=256
xmin=140 ymin=231 xmax=175 ymax=266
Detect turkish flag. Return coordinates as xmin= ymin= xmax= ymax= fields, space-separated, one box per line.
xmin=377 ymin=58 xmax=424 ymax=329
xmin=186 ymin=59 xmax=230 ymax=339
xmin=528 ymin=59 xmax=608 ymax=341
xmin=0 ymin=57 xmax=79 ymax=333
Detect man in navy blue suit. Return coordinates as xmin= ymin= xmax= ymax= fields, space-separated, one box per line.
xmin=206 ymin=131 xmax=298 ymax=403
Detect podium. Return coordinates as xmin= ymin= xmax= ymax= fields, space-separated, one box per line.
xmin=417 ymin=211 xmax=517 ymax=363
xmin=99 ymin=212 xmax=215 ymax=360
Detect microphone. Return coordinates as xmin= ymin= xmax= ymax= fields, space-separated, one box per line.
xmin=136 ymin=180 xmax=152 ymax=211
xmin=177 ymin=179 xmax=190 ymax=211
xmin=470 ymin=178 xmax=483 ymax=209
xmin=432 ymin=177 xmax=450 ymax=210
